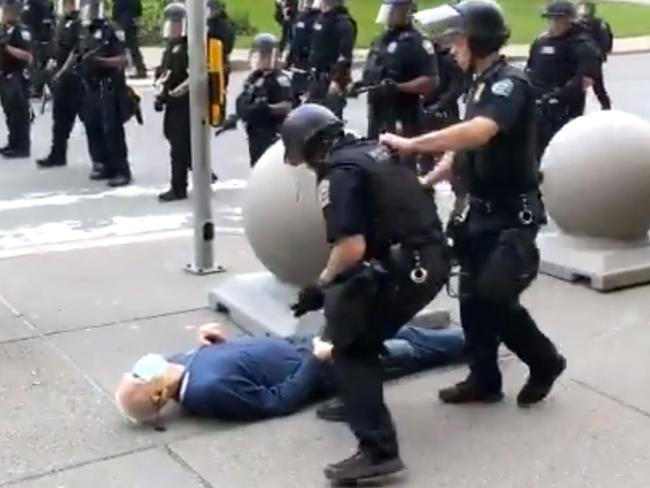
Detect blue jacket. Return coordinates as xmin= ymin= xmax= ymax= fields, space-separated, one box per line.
xmin=169 ymin=337 xmax=323 ymax=421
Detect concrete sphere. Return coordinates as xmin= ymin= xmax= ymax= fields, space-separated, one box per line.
xmin=242 ymin=140 xmax=329 ymax=287
xmin=541 ymin=110 xmax=650 ymax=241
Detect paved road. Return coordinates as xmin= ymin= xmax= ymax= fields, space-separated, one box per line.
xmin=1 ymin=53 xmax=649 ymax=260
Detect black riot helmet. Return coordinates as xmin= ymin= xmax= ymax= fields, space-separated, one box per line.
xmin=542 ymin=0 xmax=577 ymax=19
xmin=162 ymin=2 xmax=186 ymax=39
xmin=249 ymin=32 xmax=278 ymax=70
xmin=207 ymin=0 xmax=225 ymax=18
xmin=416 ymin=0 xmax=509 ymax=58
xmin=80 ymin=0 xmax=104 ymax=25
xmin=282 ymin=104 xmax=344 ymax=167
xmin=577 ymin=0 xmax=596 ymax=17
xmin=376 ymin=0 xmax=416 ymax=27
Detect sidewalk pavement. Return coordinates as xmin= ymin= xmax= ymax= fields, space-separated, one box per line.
xmin=139 ymin=35 xmax=650 ymax=74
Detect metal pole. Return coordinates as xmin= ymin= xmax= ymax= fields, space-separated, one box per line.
xmin=185 ymin=0 xmax=224 ymax=275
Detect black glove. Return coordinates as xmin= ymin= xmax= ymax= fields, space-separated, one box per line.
xmin=347 ymin=81 xmax=364 ymax=99
xmin=290 ymin=281 xmax=326 ymax=318
xmin=154 ymin=95 xmax=165 ymax=112
xmin=379 ymin=79 xmax=399 ymax=97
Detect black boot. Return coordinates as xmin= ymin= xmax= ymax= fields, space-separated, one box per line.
xmin=316 ymin=398 xmax=346 ymax=423
xmin=36 ymin=154 xmax=66 ymax=168
xmin=324 ymin=450 xmax=405 ymax=484
xmin=108 ymin=173 xmax=132 ymax=187
xmin=2 ymin=147 xmax=30 ymax=158
xmin=158 ymin=189 xmax=187 ymax=202
xmin=89 ymin=163 xmax=108 ymax=180
xmin=439 ymin=379 xmax=504 ymax=405
xmin=517 ymin=354 xmax=566 ymax=407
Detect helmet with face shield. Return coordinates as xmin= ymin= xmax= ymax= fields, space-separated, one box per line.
xmin=80 ymin=0 xmax=104 ymax=25
xmin=162 ymin=2 xmax=186 ymax=40
xmin=375 ymin=0 xmax=416 ymax=27
xmin=57 ymin=0 xmax=80 ymax=16
xmin=249 ymin=32 xmax=278 ymax=72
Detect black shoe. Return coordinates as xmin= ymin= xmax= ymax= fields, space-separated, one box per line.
xmin=36 ymin=155 xmax=66 ymax=168
xmin=517 ymin=354 xmax=567 ymax=407
xmin=158 ymin=189 xmax=187 ymax=202
xmin=316 ymin=398 xmax=346 ymax=423
xmin=211 ymin=172 xmax=219 ymax=183
xmin=108 ymin=174 xmax=132 ymax=187
xmin=2 ymin=148 xmax=30 ymax=158
xmin=324 ymin=450 xmax=405 ymax=484
xmin=439 ymin=380 xmax=504 ymax=405
xmin=0 ymin=145 xmax=12 ymax=155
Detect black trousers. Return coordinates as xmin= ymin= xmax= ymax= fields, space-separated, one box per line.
xmin=325 ymin=243 xmax=449 ymax=460
xmin=117 ymin=17 xmax=147 ymax=73
xmin=164 ymin=98 xmax=191 ymax=194
xmin=80 ymin=80 xmax=130 ymax=177
xmin=48 ymin=73 xmax=84 ymax=162
xmin=457 ymin=223 xmax=558 ymax=393
xmin=0 ymin=73 xmax=31 ymax=151
xmin=246 ymin=127 xmax=278 ymax=167
xmin=593 ymin=69 xmax=611 ymax=110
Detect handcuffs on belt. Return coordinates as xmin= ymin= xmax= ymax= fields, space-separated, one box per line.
xmin=469 ymin=193 xmax=536 ymax=226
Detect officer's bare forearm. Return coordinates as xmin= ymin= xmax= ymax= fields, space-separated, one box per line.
xmin=422 ymin=151 xmax=455 ymax=186
xmin=319 ymin=235 xmax=366 ymax=284
xmin=6 ymin=46 xmax=32 ymax=63
xmin=97 ymin=56 xmax=126 ymax=69
xmin=399 ymin=75 xmax=436 ymax=96
xmin=411 ymin=117 xmax=499 ymax=153
xmin=269 ymin=101 xmax=292 ymax=115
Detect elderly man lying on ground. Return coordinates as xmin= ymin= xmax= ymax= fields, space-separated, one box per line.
xmin=115 ymin=320 xmax=465 ymax=425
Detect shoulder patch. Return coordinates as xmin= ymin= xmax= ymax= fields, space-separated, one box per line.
xmin=276 ymin=73 xmax=291 ymax=88
xmin=21 ymin=29 xmax=31 ymax=42
xmin=115 ymin=29 xmax=125 ymax=42
xmin=422 ymin=39 xmax=435 ymax=55
xmin=318 ymin=179 xmax=330 ymax=209
xmin=491 ymin=78 xmax=515 ymax=98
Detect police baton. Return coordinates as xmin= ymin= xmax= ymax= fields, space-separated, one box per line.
xmin=213 ymin=114 xmax=239 ymax=137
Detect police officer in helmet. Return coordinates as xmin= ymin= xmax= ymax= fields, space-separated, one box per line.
xmin=153 ymin=2 xmax=192 ymax=202
xmin=0 ymin=0 xmax=33 ymax=158
xmin=285 ymin=0 xmax=320 ymax=100
xmin=527 ymin=0 xmax=600 ymax=161
xmin=236 ymin=33 xmax=293 ymax=166
xmin=283 ymin=103 xmax=449 ymax=483
xmin=307 ymin=0 xmax=357 ymax=118
xmin=36 ymin=0 xmax=83 ymax=168
xmin=78 ymin=0 xmax=132 ymax=186
xmin=359 ymin=0 xmax=437 ymax=144
xmin=382 ymin=0 xmax=566 ymax=407
xmin=21 ymin=0 xmax=55 ymax=98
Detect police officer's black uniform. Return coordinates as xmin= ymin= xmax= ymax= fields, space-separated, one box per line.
xmin=236 ymin=34 xmax=293 ymax=166
xmin=285 ymin=4 xmax=320 ymax=98
xmin=155 ymin=4 xmax=191 ymax=202
xmin=412 ymin=1 xmax=566 ymax=407
xmin=112 ymin=0 xmax=146 ymax=78
xmin=283 ymin=104 xmax=450 ymax=483
xmin=274 ymin=0 xmax=298 ymax=55
xmin=206 ymin=1 xmax=236 ymax=94
xmin=0 ymin=3 xmax=32 ymax=158
xmin=526 ymin=0 xmax=600 ymax=161
xmin=79 ymin=9 xmax=132 ymax=186
xmin=578 ymin=0 xmax=612 ymax=110
xmin=422 ymin=43 xmax=465 ymax=132
xmin=363 ymin=17 xmax=435 ymax=140
xmin=37 ymin=6 xmax=83 ymax=168
xmin=307 ymin=0 xmax=356 ymax=118
xmin=21 ymin=0 xmax=54 ymax=97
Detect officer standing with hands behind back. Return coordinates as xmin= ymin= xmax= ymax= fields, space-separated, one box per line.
xmin=0 ymin=0 xmax=33 ymax=159
xmin=236 ymin=33 xmax=293 ymax=167
xmin=283 ymin=104 xmax=450 ymax=484
xmin=36 ymin=0 xmax=83 ymax=169
xmin=359 ymin=0 xmax=437 ymax=141
xmin=153 ymin=2 xmax=191 ymax=202
xmin=382 ymin=0 xmax=566 ymax=408
xmin=307 ymin=0 xmax=356 ymax=118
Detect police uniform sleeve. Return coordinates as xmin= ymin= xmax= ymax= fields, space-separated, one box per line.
xmin=273 ymin=72 xmax=293 ymax=104
xmin=107 ymin=25 xmax=127 ymax=57
xmin=573 ymin=38 xmax=600 ymax=79
xmin=336 ymin=18 xmax=356 ymax=62
xmin=471 ymin=76 xmax=527 ymax=133
xmin=403 ymin=36 xmax=436 ymax=79
xmin=11 ymin=26 xmax=32 ymax=52
xmin=320 ymin=166 xmax=366 ymax=243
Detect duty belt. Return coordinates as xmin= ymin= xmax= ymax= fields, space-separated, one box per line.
xmin=468 ymin=192 xmax=539 ymax=226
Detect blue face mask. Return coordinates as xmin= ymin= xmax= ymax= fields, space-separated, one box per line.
xmin=130 ymin=354 xmax=169 ymax=383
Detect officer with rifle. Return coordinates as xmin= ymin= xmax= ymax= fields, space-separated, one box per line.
xmin=0 ymin=0 xmax=33 ymax=159
xmin=21 ymin=0 xmax=55 ymax=98
xmin=36 ymin=0 xmax=83 ymax=168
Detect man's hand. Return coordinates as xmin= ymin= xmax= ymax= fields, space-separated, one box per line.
xmin=312 ymin=336 xmax=334 ymax=362
xmin=291 ymin=282 xmax=325 ymax=318
xmin=197 ymin=323 xmax=227 ymax=346
xmin=379 ymin=78 xmax=399 ymax=97
xmin=379 ymin=133 xmax=417 ymax=157
xmin=328 ymin=81 xmax=342 ymax=97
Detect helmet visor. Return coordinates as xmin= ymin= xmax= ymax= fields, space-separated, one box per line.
xmin=163 ymin=19 xmax=186 ymax=39
xmin=81 ymin=1 xmax=104 ymax=24
xmin=414 ymin=4 xmax=463 ymax=37
xmin=58 ymin=0 xmax=80 ymax=14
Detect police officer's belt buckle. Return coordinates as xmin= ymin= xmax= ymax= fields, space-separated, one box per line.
xmin=410 ymin=250 xmax=428 ymax=285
